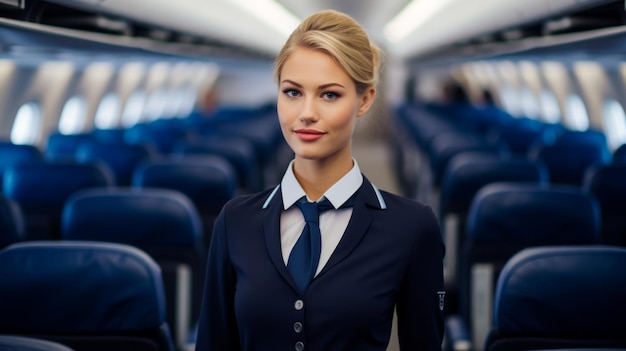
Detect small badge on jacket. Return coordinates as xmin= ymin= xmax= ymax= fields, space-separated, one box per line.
xmin=437 ymin=291 xmax=446 ymax=311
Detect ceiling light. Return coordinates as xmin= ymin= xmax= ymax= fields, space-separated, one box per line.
xmin=229 ymin=0 xmax=301 ymax=39
xmin=384 ymin=0 xmax=453 ymax=43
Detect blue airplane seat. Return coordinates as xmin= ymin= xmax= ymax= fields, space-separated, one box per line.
xmin=0 ymin=142 xmax=43 ymax=190
xmin=445 ymin=183 xmax=601 ymax=351
xmin=556 ymin=129 xmax=608 ymax=148
xmin=583 ymin=164 xmax=626 ymax=246
xmin=45 ymin=133 xmax=94 ymax=161
xmin=439 ymin=153 xmax=548 ymax=312
xmin=172 ymin=135 xmax=261 ymax=193
xmin=62 ymin=187 xmax=204 ymax=349
xmin=0 ymin=194 xmax=24 ymax=249
xmin=528 ymin=141 xmax=611 ymax=185
xmin=612 ymin=143 xmax=626 ymax=165
xmin=206 ymin=111 xmax=286 ymax=166
xmin=2 ymin=161 xmax=114 ymax=240
xmin=485 ymin=246 xmax=626 ymax=351
xmin=91 ymin=128 xmax=126 ymax=144
xmin=429 ymin=131 xmax=505 ymax=187
xmin=76 ymin=141 xmax=155 ymax=186
xmin=0 ymin=241 xmax=175 ymax=351
xmin=131 ymin=155 xmax=236 ymax=247
xmin=0 ymin=335 xmax=75 ymax=351
xmin=124 ymin=123 xmax=187 ymax=154
xmin=486 ymin=117 xmax=548 ymax=156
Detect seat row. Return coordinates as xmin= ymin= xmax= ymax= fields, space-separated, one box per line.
xmin=2 ymin=241 xmax=625 ymax=351
xmin=392 ymin=101 xmax=626 ymax=351
xmin=0 ymin=188 xmax=203 ymax=350
xmin=0 ymin=241 xmax=176 ymax=351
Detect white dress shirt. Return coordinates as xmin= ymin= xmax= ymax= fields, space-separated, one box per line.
xmin=280 ymin=159 xmax=363 ymax=276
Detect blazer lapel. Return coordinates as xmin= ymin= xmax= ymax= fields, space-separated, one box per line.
xmin=318 ymin=177 xmax=384 ymax=276
xmin=263 ymin=186 xmax=300 ymax=292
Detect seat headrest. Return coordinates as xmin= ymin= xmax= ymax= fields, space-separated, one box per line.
xmin=2 ymin=162 xmax=113 ymax=204
xmin=75 ymin=142 xmax=153 ymax=185
xmin=0 ymin=194 xmax=24 ymax=247
xmin=0 ymin=335 xmax=75 ymax=351
xmin=583 ymin=164 xmax=626 ymax=214
xmin=62 ymin=188 xmax=202 ymax=247
xmin=0 ymin=143 xmax=42 ymax=173
xmin=0 ymin=241 xmax=166 ymax=332
xmin=441 ymin=155 xmax=547 ymax=214
xmin=467 ymin=183 xmax=601 ymax=245
xmin=494 ymin=246 xmax=626 ymax=337
xmin=132 ymin=156 xmax=236 ymax=209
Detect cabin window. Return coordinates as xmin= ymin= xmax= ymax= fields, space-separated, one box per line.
xmin=499 ymin=85 xmax=522 ymax=117
xmin=144 ymin=89 xmax=168 ymax=121
xmin=602 ymin=99 xmax=626 ymax=150
xmin=539 ymin=90 xmax=561 ymax=123
xmin=121 ymin=91 xmax=146 ymax=127
xmin=11 ymin=102 xmax=42 ymax=145
xmin=520 ymin=87 xmax=540 ymax=119
xmin=95 ymin=93 xmax=120 ymax=129
xmin=173 ymin=86 xmax=198 ymax=118
xmin=564 ymin=94 xmax=589 ymax=131
xmin=58 ymin=96 xmax=87 ymax=134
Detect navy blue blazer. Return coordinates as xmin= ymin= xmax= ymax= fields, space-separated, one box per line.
xmin=196 ymin=176 xmax=445 ymax=351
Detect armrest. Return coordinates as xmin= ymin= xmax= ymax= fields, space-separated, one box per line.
xmin=445 ymin=315 xmax=472 ymax=351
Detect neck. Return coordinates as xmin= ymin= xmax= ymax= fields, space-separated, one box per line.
xmin=292 ymin=148 xmax=353 ymax=201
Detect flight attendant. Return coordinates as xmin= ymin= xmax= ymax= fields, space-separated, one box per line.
xmin=196 ymin=9 xmax=445 ymax=351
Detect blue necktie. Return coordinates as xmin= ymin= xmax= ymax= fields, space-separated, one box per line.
xmin=287 ymin=195 xmax=355 ymax=293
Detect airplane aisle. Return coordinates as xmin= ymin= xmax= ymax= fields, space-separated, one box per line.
xmin=352 ymin=108 xmax=402 ymax=351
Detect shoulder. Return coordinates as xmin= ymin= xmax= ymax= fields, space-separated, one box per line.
xmin=376 ymin=189 xmax=441 ymax=232
xmin=380 ymin=189 xmax=436 ymax=217
xmin=221 ymin=186 xmax=277 ymax=214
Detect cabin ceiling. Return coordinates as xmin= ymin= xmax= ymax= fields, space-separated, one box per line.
xmin=0 ymin=0 xmax=624 ymax=66
xmin=275 ymin=0 xmax=412 ymax=44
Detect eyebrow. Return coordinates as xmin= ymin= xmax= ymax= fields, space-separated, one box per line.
xmin=281 ymin=79 xmax=345 ymax=90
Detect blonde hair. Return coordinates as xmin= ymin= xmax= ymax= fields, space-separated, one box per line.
xmin=273 ymin=10 xmax=382 ymax=95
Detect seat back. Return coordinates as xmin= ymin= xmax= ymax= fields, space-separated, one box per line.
xmin=0 ymin=335 xmax=75 ymax=351
xmin=61 ymin=188 xmax=204 ymax=348
xmin=613 ymin=143 xmax=626 ymax=165
xmin=583 ymin=164 xmax=626 ymax=246
xmin=528 ymin=141 xmax=611 ymax=185
xmin=75 ymin=141 xmax=154 ymax=186
xmin=0 ymin=241 xmax=174 ymax=351
xmin=132 ymin=156 xmax=236 ymax=247
xmin=2 ymin=162 xmax=113 ymax=240
xmin=0 ymin=194 xmax=24 ymax=249
xmin=173 ymin=136 xmax=260 ymax=192
xmin=0 ymin=142 xmax=43 ymax=190
xmin=461 ymin=183 xmax=601 ymax=350
xmin=486 ymin=246 xmax=626 ymax=351
xmin=45 ymin=133 xmax=94 ymax=161
xmin=439 ymin=153 xmax=548 ymax=308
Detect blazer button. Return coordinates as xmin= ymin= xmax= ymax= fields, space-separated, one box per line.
xmin=293 ymin=322 xmax=303 ymax=333
xmin=295 ymin=341 xmax=305 ymax=351
xmin=294 ymin=300 xmax=304 ymax=310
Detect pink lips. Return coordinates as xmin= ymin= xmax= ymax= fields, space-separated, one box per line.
xmin=294 ymin=129 xmax=326 ymax=141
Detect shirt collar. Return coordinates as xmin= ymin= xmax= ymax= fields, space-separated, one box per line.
xmin=280 ymin=159 xmax=363 ymax=210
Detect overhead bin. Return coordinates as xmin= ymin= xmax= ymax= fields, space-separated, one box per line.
xmin=387 ymin=0 xmax=617 ymax=59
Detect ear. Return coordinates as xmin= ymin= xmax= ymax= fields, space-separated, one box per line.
xmin=357 ymin=87 xmax=376 ymax=117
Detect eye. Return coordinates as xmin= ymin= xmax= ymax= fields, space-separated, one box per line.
xmin=322 ymin=91 xmax=340 ymax=100
xmin=282 ymin=88 xmax=300 ymax=98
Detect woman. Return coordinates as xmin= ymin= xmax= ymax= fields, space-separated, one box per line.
xmin=195 ymin=9 xmax=445 ymax=351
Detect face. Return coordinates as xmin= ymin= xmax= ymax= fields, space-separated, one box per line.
xmin=277 ymin=47 xmax=375 ymax=165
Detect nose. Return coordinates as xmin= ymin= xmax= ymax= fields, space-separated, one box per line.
xmin=299 ymin=96 xmax=318 ymax=124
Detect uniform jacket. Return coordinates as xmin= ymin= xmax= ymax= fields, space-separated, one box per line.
xmin=195 ymin=176 xmax=445 ymax=351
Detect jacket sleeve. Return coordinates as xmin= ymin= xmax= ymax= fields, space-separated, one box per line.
xmin=396 ymin=206 xmax=445 ymax=350
xmin=194 ymin=204 xmax=241 ymax=351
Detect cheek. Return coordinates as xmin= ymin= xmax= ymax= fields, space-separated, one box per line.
xmin=325 ymin=103 xmax=358 ymax=130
